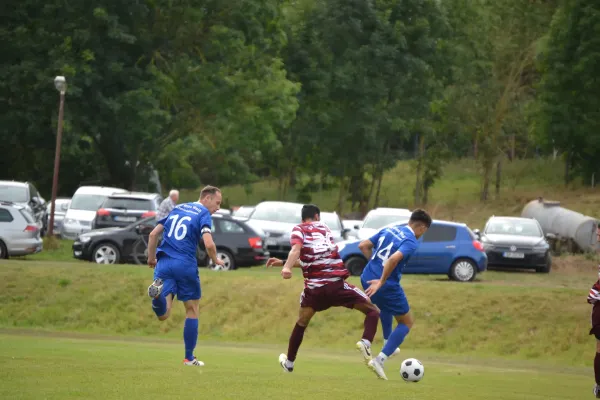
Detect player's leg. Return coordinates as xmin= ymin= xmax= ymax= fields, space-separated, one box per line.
xmin=594 ymin=337 xmax=600 ymax=397
xmin=178 ymin=267 xmax=203 ymax=366
xmin=148 ymin=259 xmax=176 ymax=320
xmin=280 ymin=289 xmax=317 ymax=372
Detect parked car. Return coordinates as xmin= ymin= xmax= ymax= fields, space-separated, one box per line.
xmin=45 ymin=198 xmax=71 ymax=237
xmin=353 ymin=207 xmax=412 ymax=240
xmin=0 ymin=180 xmax=47 ymax=235
xmin=474 ymin=216 xmax=552 ymax=273
xmin=72 ymin=213 xmax=269 ymax=269
xmin=343 ymin=219 xmax=362 ymax=239
xmin=93 ymin=192 xmax=162 ymax=230
xmin=61 ymin=186 xmax=128 ymax=240
xmin=243 ymin=201 xmax=350 ymax=258
xmin=0 ymin=201 xmax=43 ymax=258
xmin=337 ymin=219 xmax=487 ymax=281
xmin=232 ymin=205 xmax=255 ymax=219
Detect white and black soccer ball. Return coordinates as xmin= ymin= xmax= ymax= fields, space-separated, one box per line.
xmin=400 ymin=358 xmax=424 ymax=382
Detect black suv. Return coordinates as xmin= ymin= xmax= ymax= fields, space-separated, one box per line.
xmin=93 ymin=192 xmax=162 ymax=229
xmin=0 ymin=180 xmax=47 ymax=235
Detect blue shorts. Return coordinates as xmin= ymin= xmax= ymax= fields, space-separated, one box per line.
xmin=360 ymin=277 xmax=409 ymax=316
xmin=154 ymin=256 xmax=201 ymax=302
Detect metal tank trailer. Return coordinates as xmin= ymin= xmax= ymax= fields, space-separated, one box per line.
xmin=521 ymin=197 xmax=598 ymax=254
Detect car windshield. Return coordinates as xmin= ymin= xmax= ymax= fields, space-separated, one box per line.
xmin=321 ymin=213 xmax=342 ymax=230
xmin=363 ymin=214 xmax=410 ymax=229
xmin=485 ymin=219 xmax=542 ymax=237
xmin=233 ymin=207 xmax=254 ymax=218
xmin=69 ymin=194 xmax=109 ymax=211
xmin=250 ymin=203 xmax=301 ymax=224
xmin=0 ymin=185 xmax=28 ymax=203
xmin=103 ymin=197 xmax=153 ymax=210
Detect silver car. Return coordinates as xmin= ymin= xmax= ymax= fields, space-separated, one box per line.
xmin=0 ymin=201 xmax=43 ymax=259
xmin=243 ymin=201 xmax=349 ymax=258
xmin=45 ymin=198 xmax=71 ymax=237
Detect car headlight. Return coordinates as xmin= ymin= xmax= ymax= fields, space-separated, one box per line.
xmin=533 ymin=245 xmax=549 ymax=252
xmin=79 ymin=236 xmax=91 ymax=243
xmin=65 ymin=218 xmax=78 ymax=226
xmin=482 ymin=242 xmax=495 ymax=250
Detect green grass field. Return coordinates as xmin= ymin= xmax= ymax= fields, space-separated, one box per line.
xmin=181 ymin=158 xmax=600 ymax=228
xmin=0 ymin=333 xmax=591 ymax=400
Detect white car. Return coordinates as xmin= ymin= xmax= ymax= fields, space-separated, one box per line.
xmin=354 ymin=207 xmax=412 ymax=240
xmin=61 ymin=186 xmax=128 ymax=240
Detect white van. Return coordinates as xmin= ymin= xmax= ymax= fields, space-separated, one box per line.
xmin=61 ymin=186 xmax=127 ymax=239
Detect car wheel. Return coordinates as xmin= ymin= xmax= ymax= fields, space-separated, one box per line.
xmin=132 ymin=239 xmax=148 ymax=265
xmin=449 ymin=258 xmax=477 ymax=282
xmin=208 ymin=249 xmax=235 ymax=271
xmin=92 ymin=242 xmax=120 ymax=264
xmin=345 ymin=256 xmax=367 ymax=276
xmin=536 ymin=254 xmax=552 ymax=273
xmin=0 ymin=240 xmax=7 ymax=259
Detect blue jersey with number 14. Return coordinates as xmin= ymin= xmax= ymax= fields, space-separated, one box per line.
xmin=361 ymin=225 xmax=419 ymax=287
xmin=156 ymin=202 xmax=212 ymax=266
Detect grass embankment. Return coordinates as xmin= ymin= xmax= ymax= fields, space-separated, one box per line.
xmin=181 ymin=158 xmax=600 ymax=228
xmin=1 ymin=259 xmax=596 ymax=367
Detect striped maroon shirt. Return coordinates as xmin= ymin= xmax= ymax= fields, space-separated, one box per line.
xmin=290 ymin=221 xmax=349 ymax=289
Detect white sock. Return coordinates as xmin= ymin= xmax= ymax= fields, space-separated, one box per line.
xmin=361 ymin=339 xmax=371 ymax=347
xmin=377 ymin=352 xmax=388 ymax=364
xmin=285 ymin=359 xmax=294 ymax=368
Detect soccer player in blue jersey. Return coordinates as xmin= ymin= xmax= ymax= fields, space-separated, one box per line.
xmin=358 ymin=209 xmax=432 ymax=380
xmin=145 ymin=185 xmax=225 ymax=367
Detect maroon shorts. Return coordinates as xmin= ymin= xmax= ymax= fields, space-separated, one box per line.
xmin=590 ymin=305 xmax=600 ymax=339
xmin=299 ymin=280 xmax=370 ymax=312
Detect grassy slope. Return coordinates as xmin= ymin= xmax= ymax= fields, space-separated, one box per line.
xmin=0 ymin=334 xmax=590 ymax=400
xmin=1 ymin=260 xmax=596 ymax=367
xmin=181 ymin=158 xmax=600 ymax=229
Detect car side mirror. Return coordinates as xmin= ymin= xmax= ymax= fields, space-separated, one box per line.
xmin=30 ymin=197 xmax=41 ymax=205
xmin=135 ymin=225 xmax=142 ymax=235
xmin=545 ymin=232 xmax=556 ymax=240
xmin=473 ymin=229 xmax=481 ymax=239
xmin=354 ymin=224 xmax=360 ymax=230
xmin=61 ymin=203 xmax=69 ymax=211
xmin=342 ymin=228 xmax=351 ymax=239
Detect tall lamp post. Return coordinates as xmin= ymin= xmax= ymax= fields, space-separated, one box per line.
xmin=48 ymin=76 xmax=67 ymax=237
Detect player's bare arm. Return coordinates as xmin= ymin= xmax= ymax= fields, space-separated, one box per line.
xmin=147 ymin=224 xmax=164 ymax=268
xmin=358 ymin=239 xmax=374 ymax=259
xmin=365 ymin=250 xmax=404 ymax=297
xmin=281 ymin=244 xmax=302 ymax=279
xmin=266 ymin=257 xmax=301 ymax=268
xmin=203 ymin=232 xmax=225 ymax=266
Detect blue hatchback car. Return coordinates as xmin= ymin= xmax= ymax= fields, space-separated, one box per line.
xmin=336 ymin=220 xmax=488 ymax=282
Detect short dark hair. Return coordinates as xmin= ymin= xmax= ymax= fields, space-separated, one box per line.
xmin=301 ymin=204 xmax=320 ymax=221
xmin=409 ymin=208 xmax=432 ymax=228
xmin=200 ymin=185 xmax=221 ymax=199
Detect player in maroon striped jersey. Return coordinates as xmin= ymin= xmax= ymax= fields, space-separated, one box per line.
xmin=266 ymin=204 xmax=380 ymax=374
xmin=588 ymin=224 xmax=600 ymax=398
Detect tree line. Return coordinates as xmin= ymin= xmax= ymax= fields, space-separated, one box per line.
xmin=1 ymin=0 xmax=598 ymax=214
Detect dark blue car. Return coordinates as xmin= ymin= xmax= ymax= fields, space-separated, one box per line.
xmin=336 ymin=220 xmax=488 ymax=282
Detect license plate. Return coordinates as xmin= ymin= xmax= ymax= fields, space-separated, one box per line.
xmin=114 ymin=216 xmax=136 ymax=222
xmin=503 ymin=252 xmax=525 ymax=259
xmin=266 ymin=238 xmax=278 ymax=246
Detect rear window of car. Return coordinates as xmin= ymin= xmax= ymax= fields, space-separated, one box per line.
xmin=422 ymin=225 xmax=457 ymax=242
xmin=19 ymin=209 xmax=35 ymax=223
xmin=0 ymin=208 xmax=14 ymax=222
xmin=103 ymin=198 xmax=154 ymax=210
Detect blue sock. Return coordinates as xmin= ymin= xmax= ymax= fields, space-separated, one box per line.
xmin=380 ymin=311 xmax=393 ymax=340
xmin=184 ymin=318 xmax=199 ymax=360
xmin=382 ymin=323 xmax=410 ymax=357
xmin=151 ymin=295 xmax=167 ymax=317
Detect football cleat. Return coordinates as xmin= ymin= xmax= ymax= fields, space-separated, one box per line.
xmin=148 ymin=278 xmax=163 ymax=299
xmin=183 ymin=357 xmax=204 ymax=366
xmin=368 ymin=358 xmax=388 ymax=380
xmin=279 ymin=353 xmax=293 ymax=373
xmin=356 ymin=340 xmax=372 ymax=364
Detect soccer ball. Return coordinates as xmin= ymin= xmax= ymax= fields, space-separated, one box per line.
xmin=400 ymin=358 xmax=424 ymax=382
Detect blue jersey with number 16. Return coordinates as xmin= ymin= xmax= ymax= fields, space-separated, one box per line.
xmin=361 ymin=225 xmax=419 ymax=287
xmin=156 ymin=202 xmax=212 ymax=266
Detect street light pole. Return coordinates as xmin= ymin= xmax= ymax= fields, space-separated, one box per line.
xmin=48 ymin=76 xmax=67 ymax=237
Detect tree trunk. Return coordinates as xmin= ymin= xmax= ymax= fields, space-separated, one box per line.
xmin=495 ymin=157 xmax=502 ymax=196
xmin=564 ymin=151 xmax=571 ymax=186
xmin=374 ymin=169 xmax=384 ymax=209
xmin=366 ymin=166 xmax=377 ymax=210
xmin=510 ymin=134 xmax=515 ymax=161
xmin=480 ymin=158 xmax=492 ymax=202
xmin=337 ymin=165 xmax=347 ymax=214
xmin=289 ymin=164 xmax=297 ymax=188
xmin=414 ymin=134 xmax=425 ymax=206
xmin=473 ymin=130 xmax=479 ymax=159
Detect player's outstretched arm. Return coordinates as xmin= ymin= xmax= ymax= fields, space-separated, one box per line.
xmin=358 ymin=239 xmax=374 ymax=259
xmin=281 ymin=244 xmax=302 ymax=279
xmin=147 ymin=224 xmax=165 ymax=268
xmin=266 ymin=258 xmax=302 ymax=268
xmin=365 ymin=250 xmax=404 ymax=297
xmin=202 ymin=232 xmax=224 ymax=266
